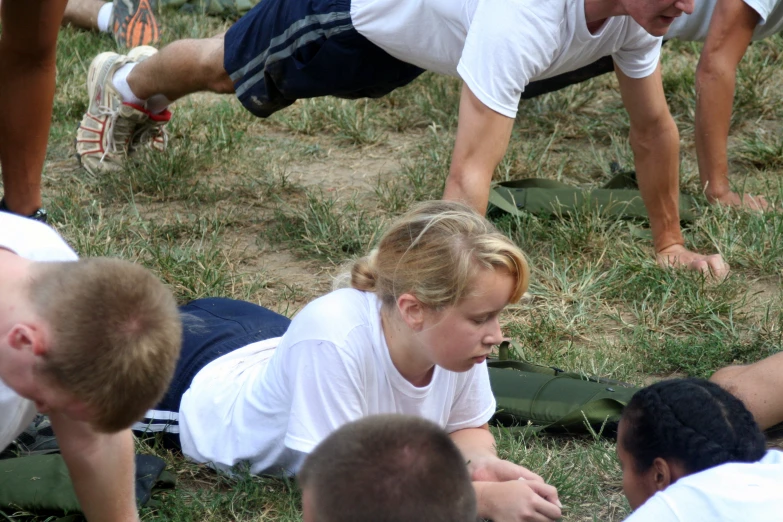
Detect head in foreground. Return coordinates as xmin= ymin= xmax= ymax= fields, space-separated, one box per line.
xmin=349 ymin=200 xmax=529 ymax=373
xmin=299 ymin=414 xmax=477 ymax=522
xmin=617 ymin=378 xmax=767 ymax=510
xmin=1 ymin=258 xmax=182 ymax=432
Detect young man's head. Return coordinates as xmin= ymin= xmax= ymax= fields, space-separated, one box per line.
xmin=0 ymin=257 xmax=182 ymax=432
xmin=298 ymin=414 xmax=477 ymax=522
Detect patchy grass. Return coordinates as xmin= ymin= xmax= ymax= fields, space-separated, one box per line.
xmin=2 ymin=8 xmax=783 ymax=522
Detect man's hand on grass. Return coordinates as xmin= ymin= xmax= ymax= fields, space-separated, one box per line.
xmin=656 ymin=244 xmax=729 ymax=280
xmin=707 ymin=189 xmax=770 ymax=211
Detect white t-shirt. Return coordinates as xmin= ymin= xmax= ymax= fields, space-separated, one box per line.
xmin=0 ymin=214 xmax=79 ymax=451
xmin=624 ymin=450 xmax=783 ymax=521
xmin=178 ymin=288 xmax=496 ymax=476
xmin=350 ymin=0 xmax=661 ymax=118
xmin=667 ymin=0 xmax=783 ymax=41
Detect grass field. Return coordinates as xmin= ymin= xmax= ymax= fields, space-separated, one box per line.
xmin=3 ymin=7 xmax=783 ymax=521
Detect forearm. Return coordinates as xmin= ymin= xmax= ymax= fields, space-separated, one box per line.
xmin=53 ymin=418 xmax=139 ymax=522
xmin=694 ymin=59 xmax=736 ymax=200
xmin=445 ymin=84 xmax=514 ymax=214
xmin=444 ymin=164 xmax=494 ymax=214
xmin=0 ymin=0 xmax=67 ymax=214
xmin=449 ymin=425 xmax=497 ymax=470
xmin=631 ymin=116 xmax=684 ymax=253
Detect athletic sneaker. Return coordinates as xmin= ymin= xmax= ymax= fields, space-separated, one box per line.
xmin=111 ymin=0 xmax=160 ymax=48
xmin=75 ymin=52 xmax=153 ymax=175
xmin=127 ymin=45 xmax=171 ymax=155
xmin=0 ymin=415 xmax=59 ymax=460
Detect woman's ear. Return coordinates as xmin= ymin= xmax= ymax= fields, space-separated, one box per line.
xmin=651 ymin=457 xmax=674 ymax=491
xmin=397 ymin=293 xmax=425 ymax=331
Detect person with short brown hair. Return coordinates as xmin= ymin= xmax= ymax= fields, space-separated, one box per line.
xmin=0 ymin=212 xmax=182 ymax=521
xmin=298 ymin=414 xmax=477 ymax=522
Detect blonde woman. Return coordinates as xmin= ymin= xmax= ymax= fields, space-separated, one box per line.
xmin=134 ymin=200 xmax=561 ymax=522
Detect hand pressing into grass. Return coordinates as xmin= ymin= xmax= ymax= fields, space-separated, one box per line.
xmin=474 ymin=479 xmax=562 ymax=522
xmin=469 ymin=457 xmax=562 ymax=522
xmin=656 ymin=244 xmax=729 ymax=281
xmin=707 ymin=190 xmax=770 ymax=211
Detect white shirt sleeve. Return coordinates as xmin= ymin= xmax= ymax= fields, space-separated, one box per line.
xmin=623 ymin=492 xmax=683 ymax=522
xmin=612 ymin=27 xmax=662 ymax=79
xmin=745 ymin=0 xmax=780 ymax=23
xmin=283 ymin=340 xmax=367 ymax=454
xmin=445 ymin=361 xmax=497 ymax=432
xmin=457 ymin=0 xmax=560 ymax=118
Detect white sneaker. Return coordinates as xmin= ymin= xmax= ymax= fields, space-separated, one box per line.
xmin=76 ymin=51 xmax=151 ymax=175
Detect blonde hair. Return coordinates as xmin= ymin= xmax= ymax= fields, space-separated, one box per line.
xmin=350 ymin=201 xmax=529 ymax=308
xmin=28 ymin=258 xmax=182 ymax=433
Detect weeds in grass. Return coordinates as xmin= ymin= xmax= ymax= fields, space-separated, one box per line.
xmin=268 ymin=189 xmax=386 ymax=262
xmin=736 ymin=130 xmax=783 ymax=170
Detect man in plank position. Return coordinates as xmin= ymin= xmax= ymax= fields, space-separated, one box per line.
xmin=521 ymin=0 xmax=783 ymax=210
xmin=0 ymin=212 xmax=182 ymax=521
xmin=75 ymin=0 xmax=729 ymax=277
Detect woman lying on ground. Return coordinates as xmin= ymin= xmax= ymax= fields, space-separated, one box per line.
xmin=618 ymin=378 xmax=783 ymax=521
xmin=134 ymin=200 xmax=562 ymax=522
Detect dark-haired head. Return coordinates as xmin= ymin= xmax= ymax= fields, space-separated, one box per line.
xmin=298 ymin=414 xmax=477 ymax=522
xmin=617 ymin=378 xmax=766 ymax=510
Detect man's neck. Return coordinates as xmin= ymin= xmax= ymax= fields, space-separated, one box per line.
xmin=584 ymin=0 xmax=626 ymax=24
xmin=0 ymin=249 xmax=34 ymax=325
xmin=0 ymin=250 xmax=38 ymax=396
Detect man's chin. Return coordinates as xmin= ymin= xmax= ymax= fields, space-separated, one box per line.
xmin=638 ymin=16 xmax=674 ymax=37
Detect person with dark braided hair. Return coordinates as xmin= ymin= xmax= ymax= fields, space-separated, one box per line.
xmin=617 ymin=378 xmax=783 ymax=521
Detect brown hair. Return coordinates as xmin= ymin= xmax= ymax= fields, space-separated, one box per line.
xmin=350 ymin=200 xmax=528 ymax=308
xmin=298 ymin=414 xmax=477 ymax=522
xmin=28 ymin=258 xmax=182 ymax=433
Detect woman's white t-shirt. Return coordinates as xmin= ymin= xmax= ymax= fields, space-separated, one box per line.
xmin=624 ymin=450 xmax=783 ymax=521
xmin=0 ymin=214 xmax=79 ymax=451
xmin=178 ymin=288 xmax=496 ymax=476
xmin=350 ymin=0 xmax=661 ymax=118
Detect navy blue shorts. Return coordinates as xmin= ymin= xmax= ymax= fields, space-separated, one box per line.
xmin=223 ymin=0 xmax=424 ymax=117
xmin=132 ymin=298 xmax=290 ymax=446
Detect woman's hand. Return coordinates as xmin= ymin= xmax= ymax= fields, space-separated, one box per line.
xmin=475 ymin=479 xmax=562 ymax=522
xmin=469 ymin=455 xmax=545 ymax=483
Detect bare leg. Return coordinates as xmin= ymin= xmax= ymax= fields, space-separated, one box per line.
xmin=0 ymin=0 xmax=68 ymax=215
xmin=126 ymin=34 xmax=233 ymax=102
xmin=61 ymin=0 xmax=106 ymax=31
xmin=711 ymin=351 xmax=783 ymax=431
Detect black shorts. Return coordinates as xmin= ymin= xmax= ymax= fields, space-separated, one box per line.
xmin=223 ymin=0 xmax=424 ymax=117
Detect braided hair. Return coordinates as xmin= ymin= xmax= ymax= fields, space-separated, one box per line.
xmin=621 ymin=378 xmax=766 ymax=475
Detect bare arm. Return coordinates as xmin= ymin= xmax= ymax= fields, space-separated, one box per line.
xmin=615 ymin=63 xmax=729 ymax=278
xmin=50 ymin=414 xmax=139 ymax=522
xmin=450 ymin=425 xmax=561 ymax=522
xmin=695 ymin=0 xmax=762 ymax=208
xmin=0 ymin=0 xmax=68 ymax=215
xmin=711 ymin=351 xmax=783 ymax=430
xmin=443 ymin=84 xmax=515 ymax=213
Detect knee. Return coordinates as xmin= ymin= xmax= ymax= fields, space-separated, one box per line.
xmin=200 ymin=39 xmax=234 ymax=94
